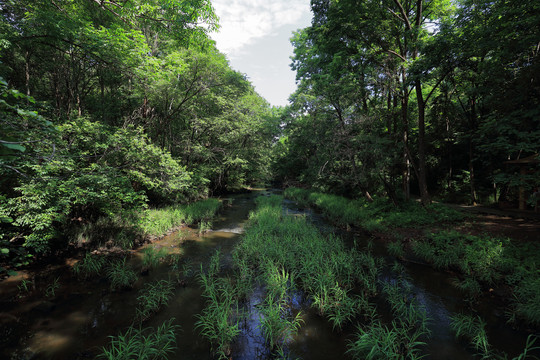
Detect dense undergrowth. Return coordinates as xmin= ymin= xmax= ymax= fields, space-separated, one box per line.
xmin=284 ymin=187 xmax=465 ymax=231
xmin=285 ymin=187 xmax=540 ymax=330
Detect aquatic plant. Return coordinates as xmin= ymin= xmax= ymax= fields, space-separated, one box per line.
xmin=106 ymin=258 xmax=138 ymax=291
xmin=136 ymin=279 xmax=175 ymax=321
xmin=387 ymin=241 xmax=405 ymax=258
xmin=17 ymin=278 xmax=34 ymax=294
xmin=73 ymin=252 xmax=106 ymax=279
xmin=259 ymin=293 xmax=304 ymax=352
xmin=138 ymin=198 xmax=221 ymax=236
xmin=258 ymin=268 xmax=303 ymax=352
xmin=196 ymin=254 xmax=241 ymax=359
xmin=142 ymin=246 xmax=168 ymax=270
xmin=347 ymin=320 xmax=427 ymax=360
xmin=452 ymin=276 xmax=482 ymax=299
xmin=45 ymin=277 xmax=60 ymax=298
xmin=198 ymin=220 xmax=212 ymax=235
xmin=450 ymin=313 xmax=490 ymax=357
xmin=512 ymin=276 xmax=540 ymax=326
xmin=511 ymin=335 xmax=540 ymax=360
xmin=97 ymin=318 xmax=180 ymax=360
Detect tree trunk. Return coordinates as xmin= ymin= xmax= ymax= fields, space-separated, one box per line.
xmin=415 ymin=79 xmax=431 ymax=206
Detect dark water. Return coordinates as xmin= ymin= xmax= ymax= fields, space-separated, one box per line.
xmin=0 ymin=190 xmax=537 ymax=359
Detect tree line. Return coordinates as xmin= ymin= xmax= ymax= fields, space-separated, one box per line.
xmin=0 ymin=0 xmax=279 ymax=265
xmin=274 ymin=0 xmax=539 ymax=207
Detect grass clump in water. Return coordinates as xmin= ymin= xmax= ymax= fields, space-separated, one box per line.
xmin=142 ymin=246 xmax=168 ymax=271
xmin=97 ymin=318 xmax=180 ymax=360
xmin=136 ymin=279 xmax=175 ymax=321
xmin=195 ymin=251 xmax=241 ymax=359
xmin=73 ymin=252 xmax=106 ymax=279
xmin=450 ymin=314 xmax=491 ymax=357
xmin=106 ymin=258 xmax=138 ymax=291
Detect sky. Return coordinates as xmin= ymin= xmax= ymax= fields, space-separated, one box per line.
xmin=210 ymin=0 xmax=312 ymax=107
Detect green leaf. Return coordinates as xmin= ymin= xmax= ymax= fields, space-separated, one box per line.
xmin=2 ymin=143 xmax=26 ymax=152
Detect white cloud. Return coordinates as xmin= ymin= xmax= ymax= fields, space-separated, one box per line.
xmin=211 ymin=0 xmax=309 ymax=55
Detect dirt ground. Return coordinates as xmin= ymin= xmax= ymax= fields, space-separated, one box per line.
xmin=452 ymin=205 xmax=540 ymax=242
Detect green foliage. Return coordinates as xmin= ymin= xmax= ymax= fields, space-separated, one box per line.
xmin=97 ymin=319 xmax=180 ymax=360
xmin=142 ymin=247 xmax=168 ymax=270
xmin=412 ymin=231 xmax=504 ymax=281
xmin=195 ymin=254 xmax=241 ymax=359
xmin=136 ymin=279 xmax=175 ymax=321
xmin=73 ymin=253 xmax=107 ymax=279
xmin=45 ymin=277 xmax=60 ymax=298
xmin=106 ymin=258 xmax=138 ymax=291
xmin=284 ymin=188 xmax=464 ymax=231
xmin=450 ymin=314 xmax=491 ymax=357
xmin=138 ymin=198 xmax=221 ymax=236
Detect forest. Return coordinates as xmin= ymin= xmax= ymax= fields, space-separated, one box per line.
xmin=0 ymin=0 xmax=539 ymax=359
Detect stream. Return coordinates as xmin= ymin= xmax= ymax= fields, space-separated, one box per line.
xmin=0 ymin=189 xmax=536 ymax=359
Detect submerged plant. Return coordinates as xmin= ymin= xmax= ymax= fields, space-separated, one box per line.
xmin=259 ymin=291 xmax=304 ymax=351
xmin=97 ymin=318 xmax=180 ymax=360
xmin=106 ymin=258 xmax=138 ymax=291
xmin=347 ymin=320 xmax=427 ymax=360
xmin=387 ymin=241 xmax=405 ymax=258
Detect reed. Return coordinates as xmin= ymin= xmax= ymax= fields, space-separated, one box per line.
xmin=450 ymin=313 xmax=491 ymax=357
xmin=142 ymin=246 xmax=168 ymax=270
xmin=73 ymin=252 xmax=107 ymax=279
xmin=45 ymin=276 xmax=60 ymax=298
xmin=106 ymin=258 xmax=138 ymax=291
xmin=136 ymin=279 xmax=175 ymax=321
xmin=97 ymin=318 xmax=180 ymax=360
xmin=196 ymin=252 xmax=241 ymax=359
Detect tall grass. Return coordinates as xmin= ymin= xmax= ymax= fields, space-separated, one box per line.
xmin=195 ymin=252 xmax=241 ymax=359
xmin=142 ymin=246 xmax=168 ymax=270
xmin=106 ymin=258 xmax=138 ymax=291
xmin=138 ymin=198 xmax=221 ymax=236
xmin=284 ymin=187 xmax=464 ymax=230
xmin=136 ymin=279 xmax=175 ymax=321
xmin=450 ymin=314 xmax=491 ymax=358
xmin=73 ymin=252 xmax=107 ymax=279
xmin=97 ymin=318 xmax=180 ymax=360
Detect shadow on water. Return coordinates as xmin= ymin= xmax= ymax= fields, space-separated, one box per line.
xmin=1 ymin=189 xmax=537 ymax=359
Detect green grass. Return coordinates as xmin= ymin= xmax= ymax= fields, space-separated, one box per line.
xmin=142 ymin=246 xmax=168 ymax=270
xmin=136 ymin=279 xmax=175 ymax=321
xmin=106 ymin=258 xmax=138 ymax=291
xmin=97 ymin=318 xmax=180 ymax=360
xmin=284 ymin=187 xmax=465 ymax=231
xmin=73 ymin=252 xmax=107 ymax=279
xmin=450 ymin=314 xmax=491 ymax=357
xmin=195 ymin=252 xmax=241 ymax=360
xmin=138 ymin=198 xmax=221 ymax=236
